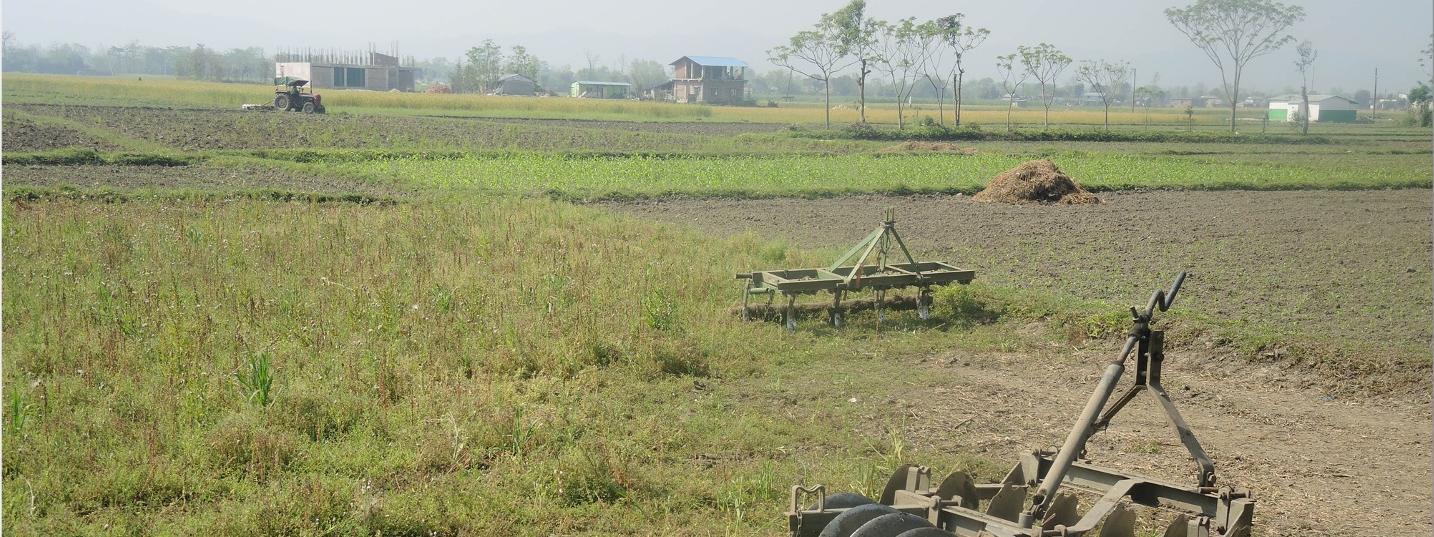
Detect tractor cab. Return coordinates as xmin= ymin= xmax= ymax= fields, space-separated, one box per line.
xmin=272 ymin=78 xmax=325 ymax=114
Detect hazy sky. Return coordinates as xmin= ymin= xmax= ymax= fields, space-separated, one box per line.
xmin=4 ymin=0 xmax=1430 ymax=92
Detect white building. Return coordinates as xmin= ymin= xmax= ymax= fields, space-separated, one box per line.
xmin=1267 ymin=94 xmax=1359 ymax=122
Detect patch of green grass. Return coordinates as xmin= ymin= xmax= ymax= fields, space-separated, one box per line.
xmin=334 ymin=152 xmax=1430 ymax=200
xmin=3 ymin=148 xmax=200 ymax=166
xmin=7 ymin=197 xmax=1088 ymax=534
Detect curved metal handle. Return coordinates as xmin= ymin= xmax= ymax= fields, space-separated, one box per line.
xmin=1142 ymin=271 xmax=1188 ymax=317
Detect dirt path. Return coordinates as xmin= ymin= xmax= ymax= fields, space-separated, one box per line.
xmin=879 ymin=344 xmax=1431 ymax=537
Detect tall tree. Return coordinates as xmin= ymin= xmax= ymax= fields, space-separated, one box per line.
xmin=1017 ymin=43 xmax=1071 ymax=128
xmin=829 ymin=0 xmax=880 ymax=123
xmin=1166 ymin=0 xmax=1305 ymax=132
xmin=505 ymin=45 xmax=539 ymax=81
xmin=933 ymin=14 xmax=989 ymax=127
xmin=627 ymin=59 xmax=667 ymax=95
xmin=464 ymin=40 xmax=504 ymax=92
xmin=1076 ymin=59 xmax=1130 ymax=128
xmin=872 ymin=18 xmax=929 ymax=129
xmin=1293 ymin=41 xmax=1316 ymax=135
xmin=995 ymin=53 xmax=1028 ymax=131
xmin=911 ymin=20 xmax=950 ymax=125
xmin=769 ymin=10 xmax=856 ymax=128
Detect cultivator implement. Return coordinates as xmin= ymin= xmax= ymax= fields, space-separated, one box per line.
xmin=785 ymin=274 xmax=1255 ymax=537
xmin=737 ymin=211 xmax=974 ymax=330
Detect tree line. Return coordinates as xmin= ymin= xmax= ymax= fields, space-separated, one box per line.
xmin=1 ymin=33 xmax=273 ymax=83
xmin=441 ymin=40 xmax=669 ymax=96
xmin=765 ymin=0 xmax=1423 ymax=132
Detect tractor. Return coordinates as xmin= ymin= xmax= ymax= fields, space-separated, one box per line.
xmin=273 ymin=78 xmax=326 ymax=114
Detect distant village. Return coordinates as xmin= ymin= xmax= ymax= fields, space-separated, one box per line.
xmin=2 ymin=38 xmax=1427 ymax=121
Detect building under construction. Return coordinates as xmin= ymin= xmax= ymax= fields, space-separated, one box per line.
xmin=275 ymin=47 xmax=419 ymax=92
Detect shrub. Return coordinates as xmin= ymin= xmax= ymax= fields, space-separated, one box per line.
xmin=207 ymin=412 xmax=298 ymax=480
xmin=272 ymin=389 xmax=364 ymax=441
xmin=556 ymin=447 xmax=635 ymax=506
xmin=935 ymin=286 xmax=1004 ymax=328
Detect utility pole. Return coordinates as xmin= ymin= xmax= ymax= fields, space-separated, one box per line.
xmin=1372 ymin=67 xmax=1379 ymax=120
xmin=1131 ymin=67 xmax=1137 ymax=112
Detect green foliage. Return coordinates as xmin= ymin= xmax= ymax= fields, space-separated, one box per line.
xmin=7 ymin=389 xmax=30 ymax=435
xmin=235 ymin=353 xmax=275 ymax=407
xmin=642 ymin=287 xmax=679 ymax=332
xmin=336 ymin=151 xmax=1427 ymax=200
xmin=935 ymin=285 xmax=1003 ymax=328
xmin=796 ymin=124 xmax=1332 ymax=144
xmin=2 ymin=148 xmax=199 ymax=166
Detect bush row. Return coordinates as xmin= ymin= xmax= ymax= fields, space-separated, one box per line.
xmin=791 ymin=123 xmax=1333 ymax=144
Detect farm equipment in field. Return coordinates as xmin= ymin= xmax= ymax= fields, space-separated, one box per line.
xmin=736 ymin=211 xmax=974 ymax=331
xmin=271 ymin=78 xmax=326 ymax=114
xmin=785 ymin=273 xmax=1256 ymax=537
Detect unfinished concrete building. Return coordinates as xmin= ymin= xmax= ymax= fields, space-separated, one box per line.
xmin=662 ymin=56 xmax=749 ymax=105
xmin=275 ymin=49 xmax=418 ymax=92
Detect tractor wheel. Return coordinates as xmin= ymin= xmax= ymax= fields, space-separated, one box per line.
xmin=315 ymin=104 xmax=326 ymax=114
xmin=274 ymin=94 xmax=291 ymax=111
xmin=302 ymin=102 xmax=316 ymax=114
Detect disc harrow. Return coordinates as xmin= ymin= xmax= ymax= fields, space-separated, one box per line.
xmin=785 ymin=274 xmax=1254 ymax=537
xmin=737 ymin=211 xmax=975 ymax=330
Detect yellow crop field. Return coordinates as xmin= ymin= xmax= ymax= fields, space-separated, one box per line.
xmin=3 ymin=73 xmax=1240 ymax=126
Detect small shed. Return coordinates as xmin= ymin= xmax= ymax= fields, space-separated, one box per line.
xmin=571 ymin=81 xmax=630 ymax=99
xmin=1267 ymin=94 xmax=1358 ymax=122
xmin=495 ymin=74 xmax=536 ymax=96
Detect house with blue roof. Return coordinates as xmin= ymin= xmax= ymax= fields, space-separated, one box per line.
xmin=656 ymin=56 xmax=749 ymax=105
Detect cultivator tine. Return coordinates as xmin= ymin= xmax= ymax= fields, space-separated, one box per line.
xmin=784 ymin=295 xmax=797 ymax=331
xmin=1041 ymin=493 xmax=1079 ymax=530
xmin=1161 ymin=514 xmax=1190 ymax=537
xmin=934 ymin=471 xmax=979 ymax=510
xmin=741 ymin=282 xmax=752 ymax=321
xmin=984 ymin=484 xmax=1025 ymax=522
xmin=1097 ymin=505 xmax=1136 ymax=537
xmin=917 ymin=288 xmax=932 ymax=320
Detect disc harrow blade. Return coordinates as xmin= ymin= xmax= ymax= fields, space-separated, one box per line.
xmin=934 ymin=471 xmax=979 ymax=510
xmin=879 ymin=464 xmax=915 ymax=505
xmin=850 ymin=512 xmax=932 ymax=537
xmin=811 ymin=492 xmax=877 ymax=511
xmin=1041 ymin=493 xmax=1079 ymax=530
xmin=1098 ymin=505 xmax=1136 ymax=537
xmin=820 ymin=504 xmax=900 ymax=537
xmin=984 ymin=484 xmax=1025 ymax=522
xmin=1161 ymin=514 xmax=1190 ymax=537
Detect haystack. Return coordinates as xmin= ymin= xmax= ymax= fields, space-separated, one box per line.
xmin=971 ymin=159 xmax=1099 ymax=205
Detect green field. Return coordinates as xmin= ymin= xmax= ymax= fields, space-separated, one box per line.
xmin=3 ymin=73 xmax=1430 ymax=535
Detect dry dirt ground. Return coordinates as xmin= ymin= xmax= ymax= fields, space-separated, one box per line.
xmin=603 ymin=190 xmax=1433 ymax=352
xmin=1 ymin=113 xmax=120 ymax=151
xmin=860 ymin=343 xmax=1432 ymax=537
xmin=607 ymin=190 xmax=1433 ymax=535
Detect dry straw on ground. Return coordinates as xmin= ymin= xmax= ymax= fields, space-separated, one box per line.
xmin=972 ymin=159 xmax=1100 ymax=205
xmin=878 ymin=141 xmax=978 ymax=154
